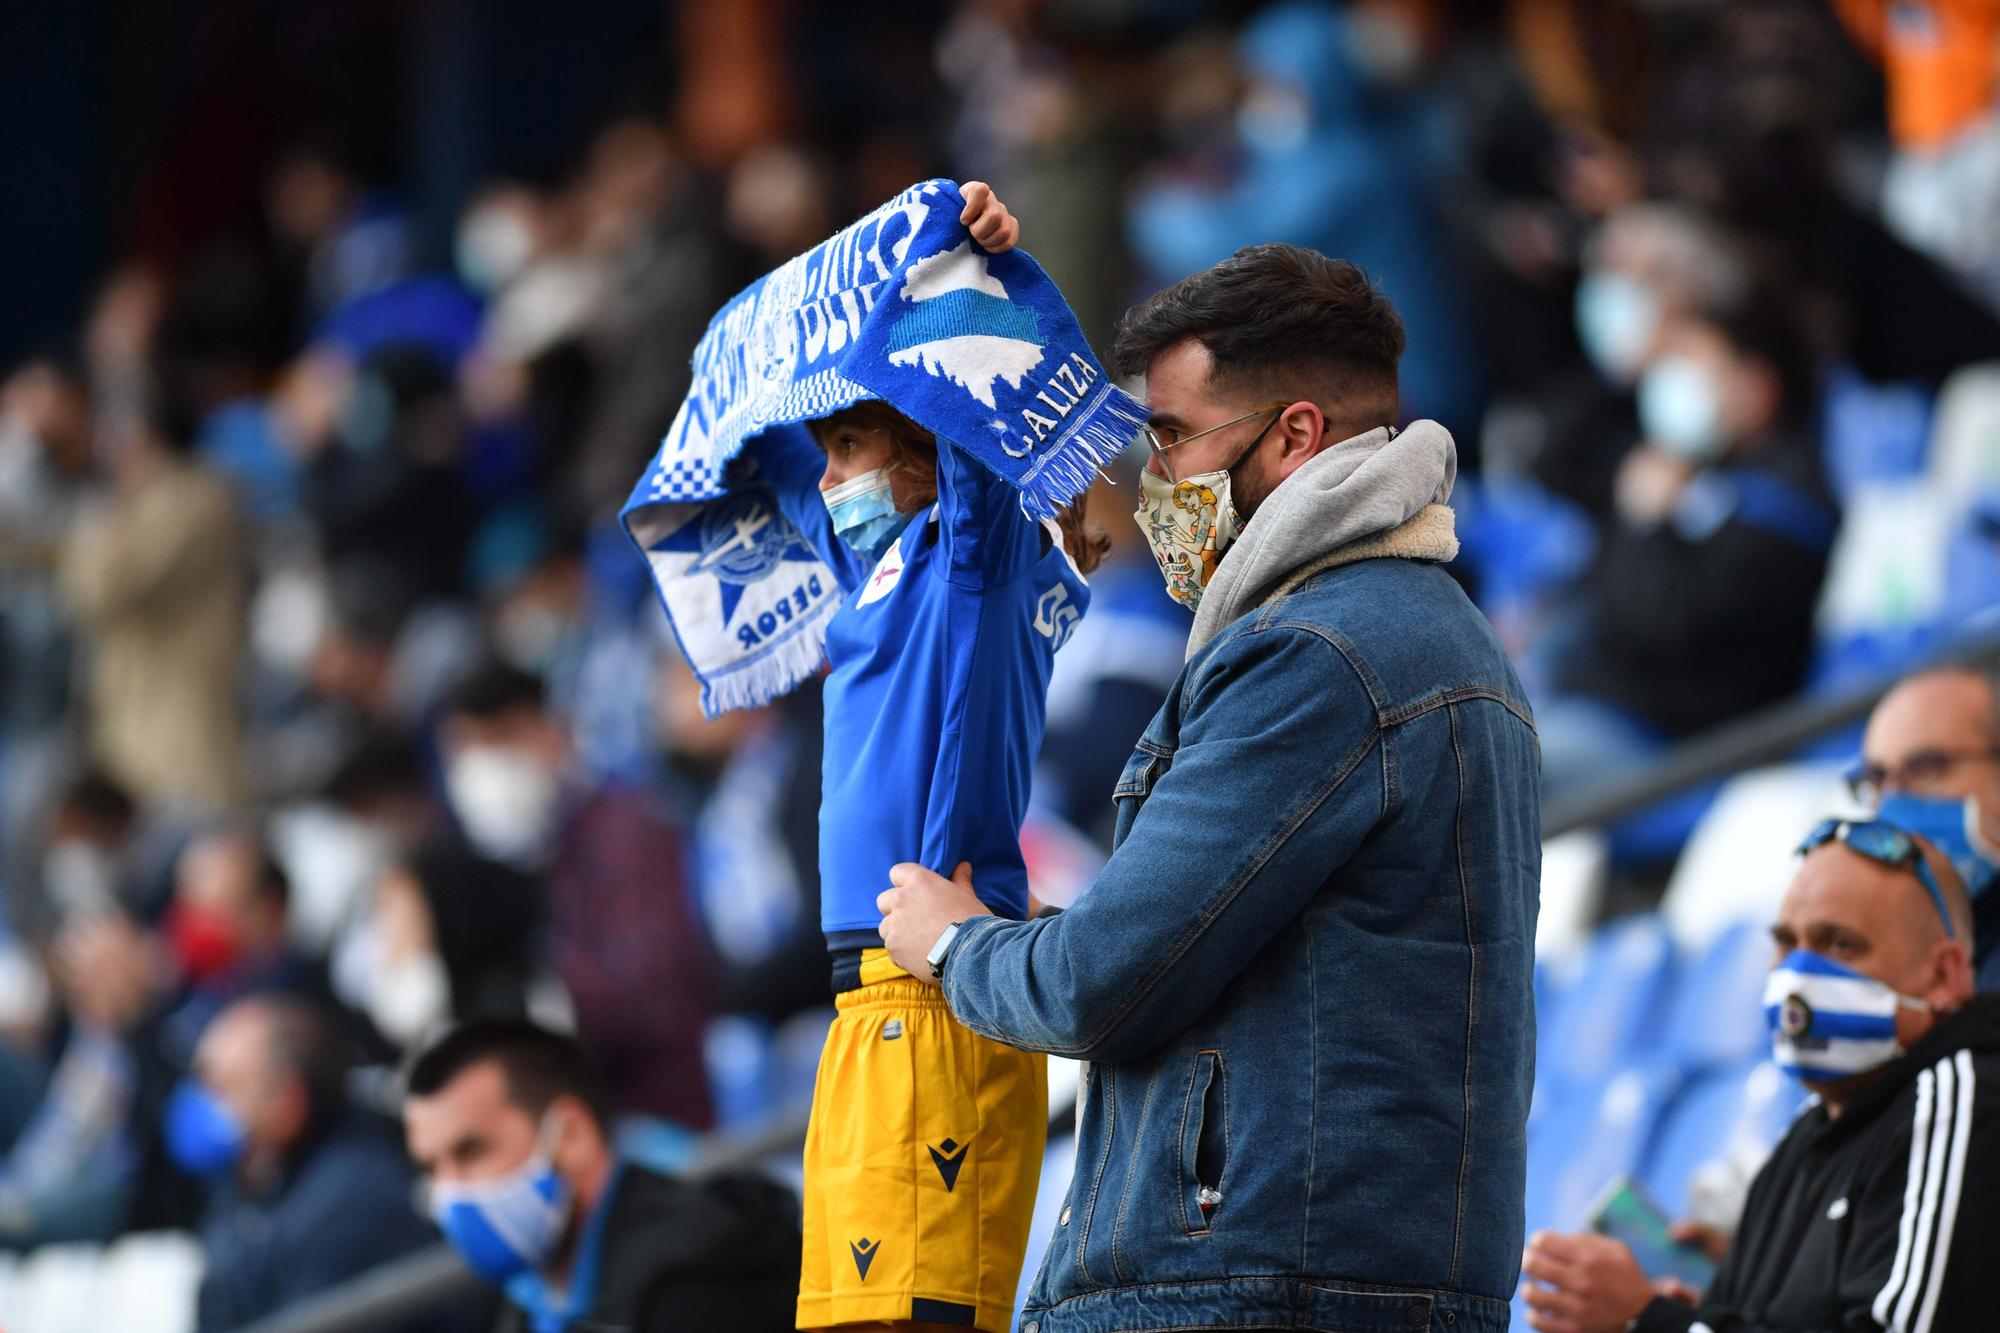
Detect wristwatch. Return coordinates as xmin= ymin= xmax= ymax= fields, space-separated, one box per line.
xmin=926 ymin=921 xmax=965 ymax=980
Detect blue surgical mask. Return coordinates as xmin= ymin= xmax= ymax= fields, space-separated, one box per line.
xmin=1575 ymin=272 xmax=1659 ymax=383
xmin=164 ymin=1079 xmax=247 ymax=1177
xmin=1637 ymin=355 xmax=1729 ymax=464
xmin=429 ymin=1117 xmax=574 ymax=1285
xmin=1765 ymin=949 xmax=1929 ymax=1084
xmin=823 ymin=469 xmax=906 ymax=564
xmin=1876 ymin=792 xmax=1999 ymax=899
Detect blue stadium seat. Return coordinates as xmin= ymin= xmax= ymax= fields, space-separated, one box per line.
xmin=1524 ymin=1063 xmax=1680 ymax=1239
xmin=1640 ymin=1060 xmax=1807 ymax=1219
xmin=1663 ymin=921 xmax=1776 ymax=1073
xmin=1818 ymin=368 xmax=1933 ymax=504
xmin=704 ymin=1014 xmax=778 ymax=1130
xmin=1537 ymin=913 xmax=1679 ymax=1089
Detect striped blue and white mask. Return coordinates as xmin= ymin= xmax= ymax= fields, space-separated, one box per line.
xmin=1765 ymin=949 xmax=1931 ymax=1084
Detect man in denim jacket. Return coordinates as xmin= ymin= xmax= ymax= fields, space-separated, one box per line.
xmin=880 ymin=244 xmax=1541 ymax=1333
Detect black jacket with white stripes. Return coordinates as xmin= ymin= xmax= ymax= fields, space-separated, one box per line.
xmin=1637 ymin=994 xmax=2000 ymax=1333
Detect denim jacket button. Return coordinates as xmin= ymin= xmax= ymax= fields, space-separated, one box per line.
xmin=1024 ymin=1322 xmax=1040 ymax=1333
xmin=1058 ymin=1206 xmax=1070 ymax=1226
xmin=1403 ymin=1303 xmax=1428 ymax=1326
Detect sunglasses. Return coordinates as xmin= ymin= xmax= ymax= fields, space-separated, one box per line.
xmin=1844 ymin=746 xmax=2000 ymax=804
xmin=1797 ymin=817 xmax=1955 ymax=938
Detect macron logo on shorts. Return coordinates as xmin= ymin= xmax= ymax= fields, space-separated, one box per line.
xmin=928 ymin=1138 xmax=970 ymax=1192
xmin=850 ymin=1237 xmax=879 ymax=1280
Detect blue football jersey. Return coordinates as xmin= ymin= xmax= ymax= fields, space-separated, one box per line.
xmin=750 ymin=425 xmax=1090 ymax=943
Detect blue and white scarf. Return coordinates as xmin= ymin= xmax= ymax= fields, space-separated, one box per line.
xmin=622 ymin=179 xmax=1143 ymax=715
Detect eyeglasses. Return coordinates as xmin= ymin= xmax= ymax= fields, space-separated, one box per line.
xmin=1142 ymin=404 xmax=1288 ymax=461
xmin=1797 ymin=817 xmax=1956 ymax=938
xmin=1844 ymin=746 xmax=2000 ymax=804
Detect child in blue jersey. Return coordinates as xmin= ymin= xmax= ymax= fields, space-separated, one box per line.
xmin=750 ymin=189 xmax=1108 ymax=1333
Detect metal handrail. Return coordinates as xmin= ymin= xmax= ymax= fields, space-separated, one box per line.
xmin=1542 ymin=626 xmax=2000 ymax=838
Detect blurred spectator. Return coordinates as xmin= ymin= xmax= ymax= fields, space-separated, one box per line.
xmin=403 ymin=1020 xmax=799 ymax=1333
xmin=57 ymin=372 xmax=250 ymax=813
xmin=1539 ymin=287 xmax=1836 ymax=800
xmin=654 ymin=654 xmax=825 ymax=1024
xmin=1521 ymin=824 xmax=1995 ymax=1333
xmin=441 ymin=663 xmax=715 ymax=1127
xmin=173 ymin=995 xmax=431 ymax=1331
xmin=332 ymin=844 xmax=543 ymax=1051
xmin=1853 ymin=667 xmax=2000 ymax=987
xmin=1128 ymin=0 xmax=1483 ymax=434
xmin=1832 ymin=0 xmax=2000 ymax=298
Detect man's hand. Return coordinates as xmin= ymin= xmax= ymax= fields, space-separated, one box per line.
xmin=1669 ymin=1218 xmax=1729 ymax=1266
xmin=878 ymin=861 xmax=992 ymax=983
xmin=960 ymin=182 xmax=1019 ymax=254
xmin=1518 ymin=1230 xmax=1659 ymax=1333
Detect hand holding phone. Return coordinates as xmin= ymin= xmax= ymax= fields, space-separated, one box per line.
xmin=1585 ymin=1175 xmax=1719 ymax=1294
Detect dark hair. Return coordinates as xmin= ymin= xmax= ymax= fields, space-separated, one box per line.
xmin=258 ymin=997 xmax=356 ymax=1131
xmin=807 ymin=401 xmax=1111 ymax=574
xmin=405 ymin=1019 xmax=610 ymax=1127
xmin=1110 ymin=244 xmax=1404 ymax=430
xmin=446 ymin=659 xmax=546 ymax=721
xmin=58 ymin=770 xmax=135 ymax=834
xmin=1703 ymin=284 xmax=1818 ymax=427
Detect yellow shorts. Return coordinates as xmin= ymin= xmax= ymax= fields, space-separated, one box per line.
xmin=798 ymin=953 xmax=1048 ymax=1332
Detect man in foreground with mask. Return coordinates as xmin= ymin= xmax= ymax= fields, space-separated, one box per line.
xmin=1518 ymin=817 xmax=1999 ymax=1333
xmin=1852 ymin=666 xmax=2000 ymax=988
xmin=174 ymin=995 xmax=431 ymax=1330
xmin=403 ymin=1019 xmax=799 ymax=1333
xmin=879 ymin=243 xmax=1541 ymax=1332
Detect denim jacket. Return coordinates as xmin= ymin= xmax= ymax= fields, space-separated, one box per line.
xmin=943 ymin=556 xmax=1541 ymax=1333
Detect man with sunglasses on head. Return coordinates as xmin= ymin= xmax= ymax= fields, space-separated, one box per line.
xmin=877 ymin=245 xmax=1540 ymax=1332
xmin=1519 ymin=816 xmax=2000 ymax=1333
xmin=1852 ymin=667 xmax=2000 ymax=988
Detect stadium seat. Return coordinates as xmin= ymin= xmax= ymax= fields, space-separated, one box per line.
xmin=1536 ymin=913 xmax=1678 ymax=1090
xmin=1811 ymin=480 xmax=1951 ymax=691
xmin=1640 ymin=1060 xmax=1806 ymax=1220
xmin=1926 ymin=361 xmax=2000 ymax=507
xmin=0 ymin=1232 xmax=203 ymax=1333
xmin=1658 ymin=762 xmax=1855 ymax=954
xmin=704 ymin=1014 xmax=779 ymax=1130
xmin=1818 ymin=368 xmax=1933 ymax=504
xmin=1524 ymin=1063 xmax=1680 ymax=1240
xmin=1663 ymin=921 xmax=1777 ymax=1074
xmin=1535 ymin=830 xmax=1609 ymax=963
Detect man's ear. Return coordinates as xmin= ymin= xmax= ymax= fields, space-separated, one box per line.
xmin=1273 ymin=401 xmax=1328 ymax=483
xmin=1926 ymin=935 xmax=1976 ymax=1011
xmin=549 ymin=1094 xmax=601 ymax=1174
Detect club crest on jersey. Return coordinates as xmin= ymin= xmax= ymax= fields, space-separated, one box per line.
xmin=856 ymin=535 xmax=908 ymax=607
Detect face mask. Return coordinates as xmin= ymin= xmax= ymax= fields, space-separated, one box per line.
xmin=456 ymin=204 xmax=535 ymax=296
xmin=42 ymin=842 xmax=118 ymax=922
xmin=368 ymin=948 xmax=452 ymax=1048
xmin=430 ymin=1116 xmax=574 ymax=1284
xmin=1134 ymin=466 xmax=1244 ymax=613
xmin=164 ymin=1079 xmax=247 ymax=1177
xmin=1876 ymin=792 xmax=1999 ymax=899
xmin=445 ymin=747 xmax=560 ymax=867
xmin=1574 ymin=272 xmax=1659 ymax=383
xmin=1637 ymin=355 xmax=1729 ymax=464
xmin=822 ymin=469 xmax=905 ymax=565
xmin=164 ymin=900 xmax=246 ymax=983
xmin=1765 ymin=948 xmax=1930 ymax=1084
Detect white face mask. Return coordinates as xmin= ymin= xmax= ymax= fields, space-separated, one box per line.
xmin=1574 ymin=271 xmax=1660 ymax=383
xmin=445 ymin=746 xmax=560 ymax=866
xmin=368 ymin=947 xmax=452 ymax=1048
xmin=1637 ymin=354 xmax=1730 ymax=463
xmin=1134 ymin=466 xmax=1244 ymax=613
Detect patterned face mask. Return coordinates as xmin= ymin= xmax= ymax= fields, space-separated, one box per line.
xmin=1765 ymin=949 xmax=1930 ymax=1084
xmin=1133 ymin=466 xmax=1244 ymax=613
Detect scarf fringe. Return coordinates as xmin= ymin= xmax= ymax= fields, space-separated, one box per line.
xmin=1016 ymin=388 xmax=1149 ymax=520
xmin=697 ymin=596 xmax=836 ymax=717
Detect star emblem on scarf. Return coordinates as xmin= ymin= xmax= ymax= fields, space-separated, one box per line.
xmin=647 ymin=488 xmax=820 ymax=626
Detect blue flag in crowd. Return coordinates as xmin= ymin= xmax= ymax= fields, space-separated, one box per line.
xmin=622 ymin=178 xmax=1142 ymax=715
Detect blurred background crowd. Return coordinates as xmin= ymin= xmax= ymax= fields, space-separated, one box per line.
xmin=1 ymin=0 xmax=1999 ymax=1328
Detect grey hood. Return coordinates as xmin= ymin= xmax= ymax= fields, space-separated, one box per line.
xmin=1186 ymin=419 xmax=1460 ymax=657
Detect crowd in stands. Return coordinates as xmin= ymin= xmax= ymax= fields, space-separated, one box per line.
xmin=2 ymin=1 xmax=2000 ymax=1329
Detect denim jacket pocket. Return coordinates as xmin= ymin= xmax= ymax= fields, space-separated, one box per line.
xmin=1112 ymin=738 xmax=1173 ymax=804
xmin=1176 ymin=1049 xmax=1228 ymax=1235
